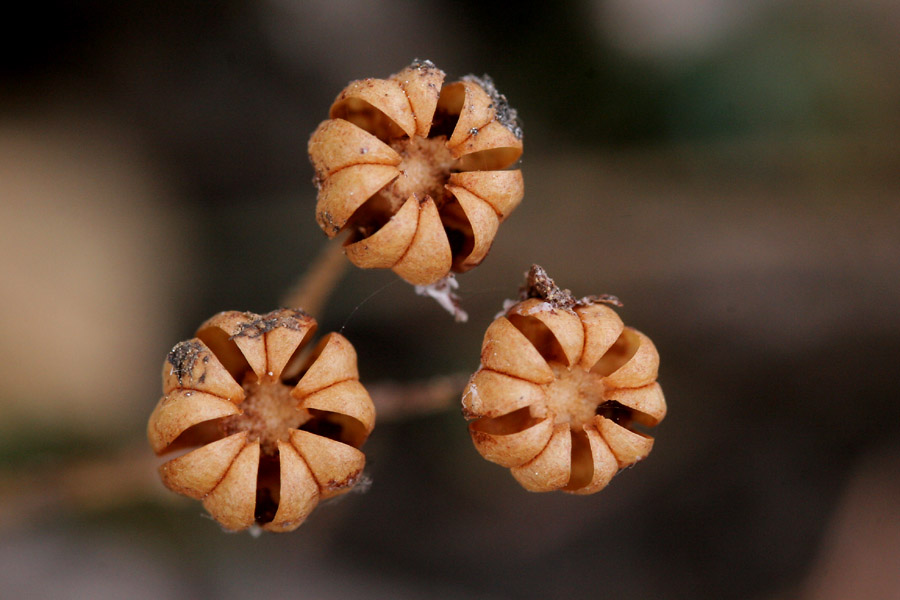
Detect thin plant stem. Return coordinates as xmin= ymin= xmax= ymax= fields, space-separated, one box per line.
xmin=280 ymin=239 xmax=349 ymax=317
xmin=0 ymin=374 xmax=467 ymax=530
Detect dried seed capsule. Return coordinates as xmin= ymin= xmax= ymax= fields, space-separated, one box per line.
xmin=308 ymin=60 xmax=524 ymax=285
xmin=147 ymin=309 xmax=375 ymax=532
xmin=462 ymin=267 xmax=666 ymax=494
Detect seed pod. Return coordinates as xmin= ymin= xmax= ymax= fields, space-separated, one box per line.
xmin=462 ymin=267 xmax=666 ymax=494
xmin=147 ymin=309 xmax=375 ymax=532
xmin=309 ymin=60 xmax=524 ymax=285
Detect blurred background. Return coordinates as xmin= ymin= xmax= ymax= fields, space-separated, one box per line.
xmin=2 ymin=0 xmax=899 ymax=598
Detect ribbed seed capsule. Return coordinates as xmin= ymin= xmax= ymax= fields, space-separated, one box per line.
xmin=308 ymin=60 xmax=524 ymax=285
xmin=147 ymin=308 xmax=375 ymax=532
xmin=462 ymin=267 xmax=666 ymax=494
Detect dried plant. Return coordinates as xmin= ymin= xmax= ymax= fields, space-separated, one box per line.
xmin=141 ymin=61 xmax=667 ymax=533
xmin=308 ymin=60 xmax=524 ymax=285
xmin=462 ymin=266 xmax=666 ymax=493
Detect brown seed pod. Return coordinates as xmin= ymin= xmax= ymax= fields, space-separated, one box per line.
xmin=147 ymin=308 xmax=375 ymax=532
xmin=308 ymin=60 xmax=524 ymax=285
xmin=462 ymin=267 xmax=666 ymax=494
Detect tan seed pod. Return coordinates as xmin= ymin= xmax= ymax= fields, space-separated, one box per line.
xmin=147 ymin=308 xmax=375 ymax=532
xmin=309 ymin=60 xmax=524 ymax=285
xmin=462 ymin=266 xmax=666 ymax=494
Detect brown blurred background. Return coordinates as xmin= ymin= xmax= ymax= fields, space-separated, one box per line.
xmin=2 ymin=1 xmax=899 ymax=598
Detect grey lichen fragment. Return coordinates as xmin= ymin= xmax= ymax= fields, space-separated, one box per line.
xmin=167 ymin=339 xmax=207 ymax=386
xmin=576 ymin=294 xmax=623 ymax=308
xmin=230 ymin=309 xmax=312 ymax=340
xmin=415 ymin=274 xmax=468 ymax=323
xmin=519 ymin=265 xmax=622 ymax=311
xmin=409 ymin=57 xmax=437 ymax=71
xmin=520 ymin=264 xmax=576 ymax=309
xmin=462 ymin=73 xmax=523 ymax=139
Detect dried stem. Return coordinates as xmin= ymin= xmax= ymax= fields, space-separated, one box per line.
xmin=367 ymin=373 xmax=469 ymax=421
xmin=0 ymin=443 xmax=167 ymax=531
xmin=280 ymin=240 xmax=349 ymax=316
xmin=0 ymin=373 xmax=467 ymax=530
